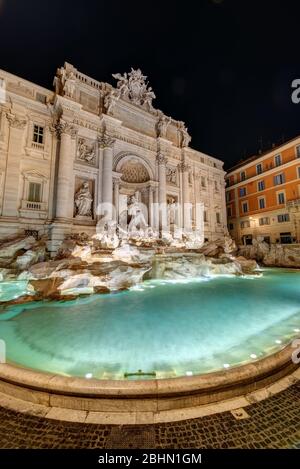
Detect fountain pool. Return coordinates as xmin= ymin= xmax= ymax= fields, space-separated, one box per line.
xmin=0 ymin=268 xmax=299 ymax=380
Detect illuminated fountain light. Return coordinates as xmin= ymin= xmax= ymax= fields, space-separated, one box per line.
xmin=223 ymin=363 xmax=230 ymax=369
xmin=85 ymin=373 xmax=93 ymax=379
xmin=186 ymin=371 xmax=193 ymax=376
xmin=250 ymin=353 xmax=257 ymax=359
xmin=294 ymin=328 xmax=300 ymax=333
xmin=275 ymin=339 xmax=282 ymax=344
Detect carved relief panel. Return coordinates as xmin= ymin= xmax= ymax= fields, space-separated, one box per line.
xmin=166 ymin=166 xmax=177 ymax=185
xmin=76 ymin=137 xmax=96 ymax=166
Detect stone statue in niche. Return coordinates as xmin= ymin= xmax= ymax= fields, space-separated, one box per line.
xmin=77 ymin=138 xmax=96 ymax=164
xmin=167 ymin=197 xmax=177 ymax=225
xmin=166 ymin=166 xmax=177 ymax=185
xmin=127 ymin=195 xmax=148 ymax=234
xmin=74 ymin=181 xmax=93 ymax=217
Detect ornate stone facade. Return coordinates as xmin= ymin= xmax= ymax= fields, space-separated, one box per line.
xmin=0 ymin=62 xmax=227 ymax=253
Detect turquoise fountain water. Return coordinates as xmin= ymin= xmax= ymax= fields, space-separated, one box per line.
xmin=0 ymin=268 xmax=299 ymax=380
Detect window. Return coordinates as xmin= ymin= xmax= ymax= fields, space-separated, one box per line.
xmin=28 ymin=182 xmax=41 ymax=202
xmin=204 ymin=210 xmax=208 ymax=222
xmin=256 ymin=163 xmax=263 ymax=175
xmin=216 ymin=212 xmax=221 ymax=224
xmin=240 ymin=171 xmax=246 ymax=181
xmin=278 ymin=214 xmax=290 ymax=223
xmin=33 ymin=125 xmax=44 ymax=144
xmin=278 ymin=192 xmax=285 ymax=204
xmin=259 ymin=217 xmax=270 ymax=226
xmin=241 ymin=220 xmax=250 ymax=229
xmin=297 ymin=167 xmax=300 ymax=178
xmin=258 ymin=180 xmax=265 ymax=191
xmin=227 ymin=206 xmax=232 ymax=217
xmin=201 ymin=176 xmax=206 ymax=188
xmin=229 ymin=223 xmax=234 ymax=230
xmin=296 ymin=145 xmax=300 ymax=158
xmin=242 ymin=202 xmax=248 ymax=213
xmin=214 ymin=180 xmax=219 ymax=192
xmin=274 ymin=173 xmax=285 ymax=185
xmin=280 ymin=232 xmax=292 ymax=244
xmin=225 ymin=178 xmax=229 ymax=187
xmin=258 ymin=198 xmax=265 ymax=209
xmin=226 ymin=192 xmax=231 ymax=202
xmin=274 ymin=154 xmax=281 ymax=167
xmin=239 ymin=187 xmax=247 ymax=197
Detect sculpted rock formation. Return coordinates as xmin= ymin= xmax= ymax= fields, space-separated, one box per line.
xmin=0 ymin=234 xmax=259 ymax=306
xmin=238 ymin=237 xmax=300 ymax=268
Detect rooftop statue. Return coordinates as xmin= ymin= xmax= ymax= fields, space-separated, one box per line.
xmin=111 ymin=68 xmax=156 ymax=110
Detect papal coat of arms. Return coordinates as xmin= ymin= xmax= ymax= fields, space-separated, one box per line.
xmin=111 ymin=68 xmax=156 ymax=109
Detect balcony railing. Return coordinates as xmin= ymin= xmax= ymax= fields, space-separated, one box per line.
xmin=31 ymin=142 xmax=44 ymax=151
xmin=21 ymin=200 xmax=47 ymax=211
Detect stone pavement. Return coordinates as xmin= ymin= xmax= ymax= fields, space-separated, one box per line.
xmin=0 ymin=382 xmax=299 ymax=449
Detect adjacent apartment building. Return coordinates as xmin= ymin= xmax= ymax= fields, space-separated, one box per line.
xmin=226 ymin=136 xmax=300 ymax=245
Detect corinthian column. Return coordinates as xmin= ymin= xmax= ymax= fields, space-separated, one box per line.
xmin=179 ymin=162 xmax=191 ymax=232
xmin=99 ymin=133 xmax=115 ymax=220
xmin=157 ymin=153 xmax=168 ymax=232
xmin=113 ymin=178 xmax=120 ymax=223
xmin=55 ymin=121 xmax=77 ymax=220
xmin=148 ymin=186 xmax=154 ymax=229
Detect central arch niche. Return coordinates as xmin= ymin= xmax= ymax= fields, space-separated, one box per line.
xmin=114 ymin=155 xmax=154 ymax=229
xmin=120 ymin=160 xmax=150 ymax=184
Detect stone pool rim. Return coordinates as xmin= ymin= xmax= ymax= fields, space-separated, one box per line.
xmin=0 ymin=342 xmax=298 ymax=423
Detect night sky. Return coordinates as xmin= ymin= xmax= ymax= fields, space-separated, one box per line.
xmin=1 ymin=0 xmax=300 ymax=169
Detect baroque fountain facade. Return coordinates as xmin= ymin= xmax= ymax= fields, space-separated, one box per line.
xmin=0 ymin=64 xmax=299 ymax=424
xmin=0 ymin=63 xmax=227 ymax=253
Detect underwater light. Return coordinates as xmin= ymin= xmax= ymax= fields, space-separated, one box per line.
xmin=250 ymin=354 xmax=257 ymax=359
xmin=85 ymin=373 xmax=93 ymax=379
xmin=185 ymin=371 xmax=193 ymax=376
xmin=223 ymin=363 xmax=230 ymax=369
xmin=275 ymin=340 xmax=282 ymax=344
